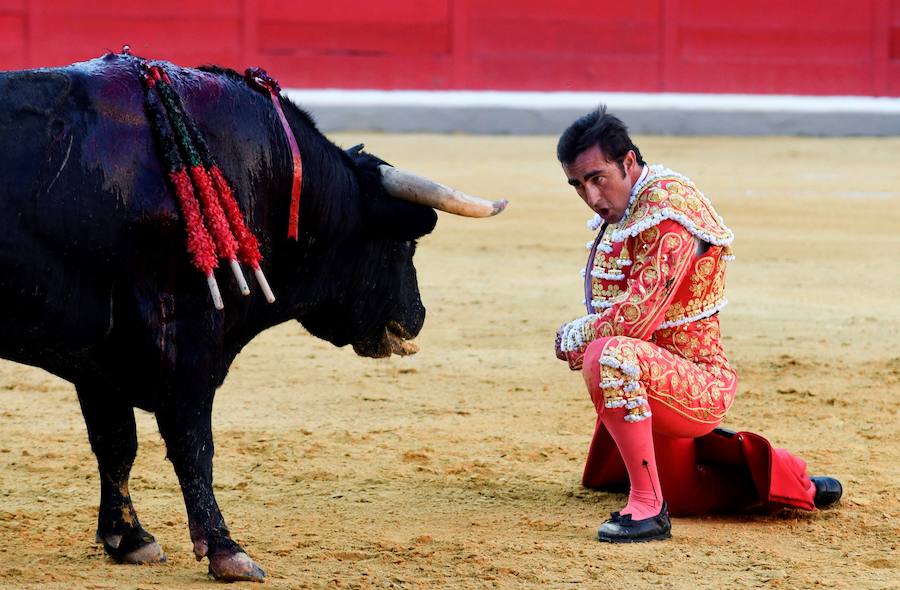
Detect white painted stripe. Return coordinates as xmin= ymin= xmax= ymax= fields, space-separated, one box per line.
xmin=283 ymin=89 xmax=900 ymax=114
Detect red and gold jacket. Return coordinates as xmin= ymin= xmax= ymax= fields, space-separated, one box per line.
xmin=559 ymin=165 xmax=736 ymax=377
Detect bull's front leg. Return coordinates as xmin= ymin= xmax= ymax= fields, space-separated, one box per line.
xmin=155 ymin=388 xmax=266 ymax=582
xmin=76 ymin=384 xmax=166 ymax=564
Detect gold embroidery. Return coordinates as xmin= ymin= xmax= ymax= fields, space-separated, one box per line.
xmin=689 ymin=279 xmax=705 ymax=298
xmin=641 ymin=226 xmax=660 ymax=245
xmin=597 ymin=339 xmax=651 ymax=423
xmin=696 ymin=258 xmax=714 ymax=277
xmin=592 ymin=282 xmax=625 ymax=301
xmin=621 ymin=305 xmax=641 ymax=322
xmin=592 ymin=336 xmax=736 ymax=424
xmin=592 ymin=251 xmax=623 ymax=272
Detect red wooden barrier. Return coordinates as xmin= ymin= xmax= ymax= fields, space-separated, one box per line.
xmin=0 ymin=0 xmax=896 ymax=96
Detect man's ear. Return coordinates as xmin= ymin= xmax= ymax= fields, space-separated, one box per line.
xmin=623 ymin=150 xmax=636 ymax=175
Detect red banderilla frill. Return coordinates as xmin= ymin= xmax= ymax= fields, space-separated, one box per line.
xmin=142 ymin=63 xmax=275 ymax=308
xmin=208 ymin=166 xmax=274 ymax=302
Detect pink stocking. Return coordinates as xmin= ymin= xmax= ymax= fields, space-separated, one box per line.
xmin=601 ymin=407 xmax=663 ymax=520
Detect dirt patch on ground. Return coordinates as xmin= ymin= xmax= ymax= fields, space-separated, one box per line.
xmin=0 ymin=134 xmax=898 ymax=589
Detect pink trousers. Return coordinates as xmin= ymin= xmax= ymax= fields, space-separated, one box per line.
xmin=581 ymin=336 xmax=816 ymax=515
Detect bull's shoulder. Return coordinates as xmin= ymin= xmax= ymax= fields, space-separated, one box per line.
xmin=0 ymin=54 xmax=290 ymax=254
xmin=0 ymin=56 xmax=182 ymax=258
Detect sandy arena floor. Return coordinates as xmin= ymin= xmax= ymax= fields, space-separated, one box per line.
xmin=0 ymin=134 xmax=898 ymax=589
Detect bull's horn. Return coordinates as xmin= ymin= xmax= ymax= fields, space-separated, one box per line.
xmin=378 ymin=165 xmax=508 ymax=218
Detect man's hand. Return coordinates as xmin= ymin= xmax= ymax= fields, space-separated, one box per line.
xmin=567 ymin=352 xmax=583 ymax=371
xmin=566 ymin=351 xmax=584 ymax=371
xmin=556 ymin=322 xmax=585 ymax=370
xmin=557 ymin=315 xmax=599 ymax=370
xmin=555 ymin=324 xmax=568 ymax=360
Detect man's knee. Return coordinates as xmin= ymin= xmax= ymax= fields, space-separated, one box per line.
xmin=582 ymin=336 xmax=619 ymax=381
xmin=582 ymin=336 xmax=653 ymax=421
xmin=582 ymin=336 xmax=635 ymax=407
xmin=582 ymin=335 xmax=646 ymax=375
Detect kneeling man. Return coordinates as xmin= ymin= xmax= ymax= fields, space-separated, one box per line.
xmin=555 ymin=107 xmax=842 ymax=542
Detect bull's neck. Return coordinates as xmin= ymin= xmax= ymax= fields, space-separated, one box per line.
xmin=242 ymin=103 xmax=361 ymax=324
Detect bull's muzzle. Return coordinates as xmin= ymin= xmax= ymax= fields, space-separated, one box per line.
xmin=351 ymin=321 xmax=419 ymax=358
xmin=385 ymin=321 xmax=419 ymax=356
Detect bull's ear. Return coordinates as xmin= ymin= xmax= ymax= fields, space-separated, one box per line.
xmin=363 ymin=192 xmax=438 ymax=241
xmin=348 ymin=145 xmax=438 ymax=241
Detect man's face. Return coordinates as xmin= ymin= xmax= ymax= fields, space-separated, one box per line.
xmin=563 ymin=145 xmax=638 ymax=223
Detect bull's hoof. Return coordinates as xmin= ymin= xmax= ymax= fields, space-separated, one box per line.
xmin=101 ymin=528 xmax=167 ymax=564
xmin=121 ymin=540 xmax=167 ymax=564
xmin=208 ymin=551 xmax=266 ymax=583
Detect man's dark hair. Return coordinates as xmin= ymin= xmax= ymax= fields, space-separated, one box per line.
xmin=556 ymin=105 xmax=645 ymax=173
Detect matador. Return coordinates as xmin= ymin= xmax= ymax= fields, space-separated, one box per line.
xmin=555 ymin=107 xmax=842 ymax=542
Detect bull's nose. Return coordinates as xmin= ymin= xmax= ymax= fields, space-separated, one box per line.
xmin=387 ymin=320 xmax=413 ymax=340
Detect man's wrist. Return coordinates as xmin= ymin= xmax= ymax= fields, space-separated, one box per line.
xmin=560 ymin=314 xmax=599 ymax=353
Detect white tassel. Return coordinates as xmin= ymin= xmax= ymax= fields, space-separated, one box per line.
xmin=599 ymin=356 xmax=640 ymax=379
xmin=206 ymin=273 xmax=224 ymax=310
xmin=229 ymin=258 xmax=250 ymax=296
xmin=559 ymin=314 xmax=599 ymax=352
xmin=591 ymin=269 xmax=625 ymax=280
xmin=609 ymin=164 xmax=734 ymax=246
xmin=253 ymin=265 xmax=276 ymax=303
xmin=657 ymin=299 xmax=728 ymax=330
xmin=624 ymin=412 xmax=651 ymax=423
xmin=612 ymin=209 xmax=733 ymax=246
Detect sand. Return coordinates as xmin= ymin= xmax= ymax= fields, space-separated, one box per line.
xmin=0 ymin=134 xmax=898 ymax=589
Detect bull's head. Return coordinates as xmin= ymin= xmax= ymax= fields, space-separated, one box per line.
xmin=298 ymin=145 xmax=506 ymax=359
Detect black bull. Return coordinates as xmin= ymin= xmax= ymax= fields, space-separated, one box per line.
xmin=0 ymin=54 xmax=454 ymax=581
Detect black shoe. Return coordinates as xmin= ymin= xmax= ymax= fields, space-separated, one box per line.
xmin=597 ymin=502 xmax=672 ymax=543
xmin=811 ymin=476 xmax=843 ymax=508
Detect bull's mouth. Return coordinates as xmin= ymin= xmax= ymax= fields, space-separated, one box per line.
xmin=386 ymin=321 xmax=419 ymax=356
xmin=352 ymin=321 xmax=419 ymax=358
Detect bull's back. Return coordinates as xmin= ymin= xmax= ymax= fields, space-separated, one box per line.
xmin=0 ymin=54 xmax=284 ymax=375
xmin=0 ymin=56 xmax=174 ymax=358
